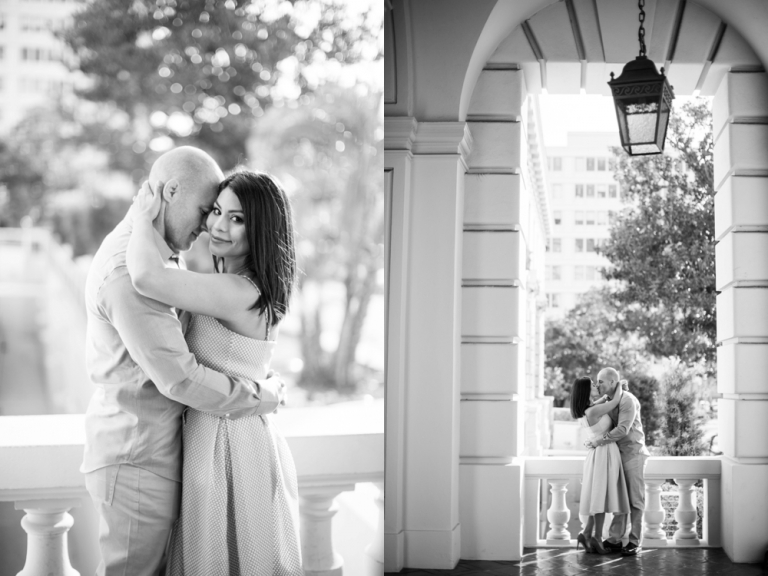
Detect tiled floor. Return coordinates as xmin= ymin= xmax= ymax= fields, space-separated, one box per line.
xmin=386 ymin=547 xmax=768 ymax=575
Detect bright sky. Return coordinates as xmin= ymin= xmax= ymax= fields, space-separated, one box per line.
xmin=538 ymin=94 xmax=617 ymax=147
xmin=538 ymin=94 xmax=706 ymax=147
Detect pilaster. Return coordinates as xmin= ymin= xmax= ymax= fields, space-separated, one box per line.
xmin=459 ymin=69 xmax=529 ymax=561
xmin=712 ymin=70 xmax=768 ymax=564
xmin=392 ymin=118 xmax=470 ymax=569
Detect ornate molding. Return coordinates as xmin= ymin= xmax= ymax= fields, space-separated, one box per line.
xmin=412 ymin=122 xmax=473 ymax=165
xmin=384 ymin=116 xmax=418 ymax=151
xmin=384 ymin=119 xmax=474 ymax=165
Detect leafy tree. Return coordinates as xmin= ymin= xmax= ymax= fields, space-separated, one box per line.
xmin=545 ymin=289 xmax=650 ymax=390
xmin=247 ymin=82 xmax=383 ymax=393
xmin=624 ymin=374 xmax=662 ymax=448
xmin=0 ymin=140 xmax=46 ymax=226
xmin=652 ymin=362 xmax=707 ymax=456
xmin=62 ymin=0 xmax=381 ymax=175
xmin=601 ymin=98 xmax=715 ymax=367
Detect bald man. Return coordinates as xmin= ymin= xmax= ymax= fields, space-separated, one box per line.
xmin=587 ymin=367 xmax=650 ymax=556
xmin=81 ymin=147 xmax=285 ymax=575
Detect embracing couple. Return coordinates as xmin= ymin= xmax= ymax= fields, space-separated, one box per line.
xmin=80 ymin=147 xmax=304 ymax=575
xmin=569 ymin=367 xmax=650 ymax=557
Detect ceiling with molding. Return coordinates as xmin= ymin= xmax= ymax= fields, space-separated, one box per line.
xmin=487 ymin=0 xmax=763 ymax=96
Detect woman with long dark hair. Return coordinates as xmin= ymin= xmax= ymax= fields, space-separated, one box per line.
xmin=570 ymin=376 xmax=630 ymax=555
xmin=126 ymin=171 xmax=302 ymax=575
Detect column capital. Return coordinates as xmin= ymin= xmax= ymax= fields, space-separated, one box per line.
xmin=384 ymin=116 xmax=418 ymax=151
xmin=413 ymin=122 xmax=473 ymax=166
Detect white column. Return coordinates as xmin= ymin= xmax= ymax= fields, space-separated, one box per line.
xmin=545 ymin=480 xmax=570 ymax=544
xmin=399 ymin=120 xmax=470 ymax=569
xmin=459 ymin=68 xmax=530 ymax=562
xmin=15 ymin=498 xmax=81 ymax=576
xmin=713 ymin=70 xmax=768 ymax=563
xmin=642 ymin=479 xmax=668 ymax=546
xmin=300 ymin=487 xmax=352 ymax=576
xmin=672 ymin=479 xmax=700 ymax=546
xmin=383 ymin=119 xmax=414 ymax=573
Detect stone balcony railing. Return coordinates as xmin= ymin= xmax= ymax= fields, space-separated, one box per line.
xmin=524 ymin=456 xmax=722 ymax=548
xmin=0 ymin=413 xmax=384 ymax=576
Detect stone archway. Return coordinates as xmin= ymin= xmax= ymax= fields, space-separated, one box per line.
xmin=385 ymin=0 xmax=768 ymax=569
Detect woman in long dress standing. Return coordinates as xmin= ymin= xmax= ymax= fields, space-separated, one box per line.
xmin=126 ymin=171 xmax=303 ymax=575
xmin=570 ymin=376 xmax=630 ymax=554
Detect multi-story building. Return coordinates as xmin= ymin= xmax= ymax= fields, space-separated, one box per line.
xmin=544 ymin=131 xmax=623 ymax=315
xmin=0 ymin=0 xmax=84 ymax=133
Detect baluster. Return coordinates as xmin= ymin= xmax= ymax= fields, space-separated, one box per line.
xmin=15 ymin=498 xmax=81 ymax=576
xmin=545 ymin=479 xmax=570 ymax=544
xmin=365 ymin=482 xmax=384 ymax=575
xmin=643 ymin=479 xmax=667 ymax=546
xmin=300 ymin=485 xmax=353 ymax=576
xmin=673 ymin=478 xmax=700 ymax=545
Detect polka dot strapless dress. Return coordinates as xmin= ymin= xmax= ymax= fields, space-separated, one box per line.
xmin=167 ymin=314 xmax=303 ymax=576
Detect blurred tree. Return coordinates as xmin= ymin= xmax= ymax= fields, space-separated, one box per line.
xmin=0 ymin=140 xmax=46 ymax=226
xmin=545 ymin=289 xmax=650 ymax=390
xmin=623 ymin=373 xmax=662 ymax=448
xmin=543 ymin=366 xmax=569 ymax=408
xmin=653 ymin=362 xmax=707 ymax=456
xmin=601 ymin=99 xmax=715 ymax=367
xmin=62 ymin=0 xmax=381 ymax=176
xmin=248 ymin=82 xmax=383 ymax=393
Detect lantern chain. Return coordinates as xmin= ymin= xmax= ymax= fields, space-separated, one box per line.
xmin=638 ymin=0 xmax=647 ymax=57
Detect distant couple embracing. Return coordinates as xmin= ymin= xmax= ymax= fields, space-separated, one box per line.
xmin=569 ymin=367 xmax=650 ymax=556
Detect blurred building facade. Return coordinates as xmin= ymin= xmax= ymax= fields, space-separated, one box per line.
xmin=544 ymin=131 xmax=623 ymax=315
xmin=0 ymin=0 xmax=83 ymax=133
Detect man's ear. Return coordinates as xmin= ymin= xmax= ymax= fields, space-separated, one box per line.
xmin=162 ymin=179 xmax=181 ymax=203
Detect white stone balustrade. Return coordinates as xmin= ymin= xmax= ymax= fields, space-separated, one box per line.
xmin=524 ymin=457 xmax=721 ymax=549
xmin=673 ymin=478 xmax=701 ymax=545
xmin=0 ymin=412 xmax=384 ymax=576
xmin=544 ymin=480 xmax=570 ymax=544
xmin=16 ymin=498 xmax=82 ymax=576
xmin=643 ymin=479 xmax=667 ymax=545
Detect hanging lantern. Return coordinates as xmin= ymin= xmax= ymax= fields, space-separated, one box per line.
xmin=608 ymin=0 xmax=675 ymax=155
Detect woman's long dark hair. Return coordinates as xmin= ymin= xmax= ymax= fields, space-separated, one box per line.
xmin=215 ymin=170 xmax=297 ymax=327
xmin=570 ymin=377 xmax=593 ymax=419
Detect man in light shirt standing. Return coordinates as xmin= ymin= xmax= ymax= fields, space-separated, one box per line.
xmin=81 ymin=147 xmax=285 ymax=575
xmin=586 ymin=367 xmax=650 ymax=557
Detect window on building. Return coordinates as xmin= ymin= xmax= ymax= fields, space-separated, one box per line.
xmin=597 ymin=211 xmax=608 ymax=226
xmin=575 ymin=157 xmax=586 ymax=171
xmin=549 ymin=157 xmax=562 ymax=171
xmin=547 ymin=293 xmax=560 ymax=308
xmin=586 ymin=157 xmax=595 ymax=171
xmin=574 ymin=266 xmax=584 ymax=281
xmin=575 ymin=184 xmax=584 ymax=198
xmin=608 ymin=210 xmax=616 ymax=225
xmin=586 ymin=238 xmax=596 ymax=252
xmin=597 ymin=158 xmax=606 ymax=171
xmin=586 ymin=185 xmax=595 ymax=198
xmin=553 ymin=210 xmax=562 ymax=225
xmin=574 ymin=211 xmax=584 ymax=225
xmin=597 ymin=185 xmax=607 ymax=199
xmin=575 ymin=239 xmax=584 ymax=252
xmin=608 ymin=184 xmax=618 ymax=199
xmin=552 ymin=265 xmax=561 ymax=280
xmin=551 ymin=184 xmax=563 ymax=200
xmin=586 ymin=266 xmax=596 ymax=281
xmin=586 ymin=211 xmax=596 ymax=225
xmin=552 ymin=238 xmax=561 ymax=253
